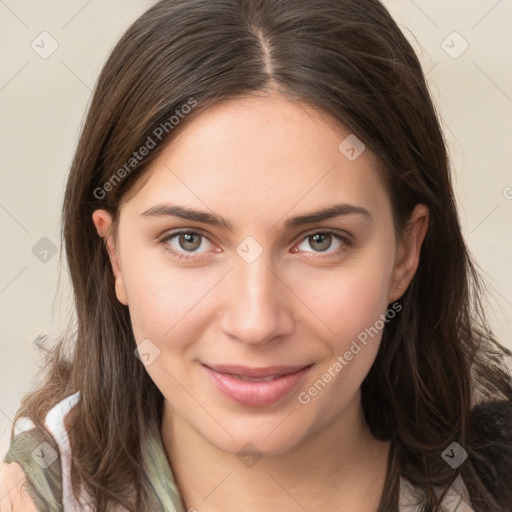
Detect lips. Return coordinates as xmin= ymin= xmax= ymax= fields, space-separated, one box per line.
xmin=205 ymin=364 xmax=311 ymax=379
xmin=202 ymin=362 xmax=313 ymax=407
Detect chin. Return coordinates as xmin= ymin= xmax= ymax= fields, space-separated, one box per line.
xmin=197 ymin=413 xmax=311 ymax=457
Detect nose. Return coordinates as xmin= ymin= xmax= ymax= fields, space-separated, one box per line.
xmin=219 ymin=251 xmax=295 ymax=346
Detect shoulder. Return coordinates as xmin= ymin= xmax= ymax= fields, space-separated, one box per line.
xmin=0 ymin=460 xmax=39 ymax=511
xmin=1 ymin=425 xmax=63 ymax=512
xmin=400 ymin=400 xmax=512 ymax=511
xmin=399 ymin=475 xmax=475 ymax=512
xmin=1 ymin=392 xmax=82 ymax=512
xmin=468 ymin=399 xmax=512 ymax=507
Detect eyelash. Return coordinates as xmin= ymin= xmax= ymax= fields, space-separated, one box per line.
xmin=158 ymin=228 xmax=352 ymax=262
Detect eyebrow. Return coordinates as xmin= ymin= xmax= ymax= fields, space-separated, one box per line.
xmin=140 ymin=202 xmax=373 ymax=230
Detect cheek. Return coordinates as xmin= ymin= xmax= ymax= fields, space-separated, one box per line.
xmin=295 ymin=264 xmax=395 ymax=417
xmin=121 ymin=248 xmax=227 ymax=343
xmin=293 ymin=246 xmax=395 ymax=346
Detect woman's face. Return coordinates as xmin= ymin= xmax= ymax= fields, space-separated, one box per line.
xmin=93 ymin=92 xmax=428 ymax=456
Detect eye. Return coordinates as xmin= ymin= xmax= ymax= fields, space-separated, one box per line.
xmin=293 ymin=230 xmax=351 ymax=258
xmin=159 ymin=230 xmax=215 ymax=260
xmin=158 ymin=228 xmax=352 ymax=262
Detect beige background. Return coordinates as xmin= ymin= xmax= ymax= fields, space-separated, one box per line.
xmin=1 ymin=0 xmax=511 ymax=458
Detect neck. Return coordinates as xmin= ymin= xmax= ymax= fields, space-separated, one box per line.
xmin=161 ymin=391 xmax=391 ymax=512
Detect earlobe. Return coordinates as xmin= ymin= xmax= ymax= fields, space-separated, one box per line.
xmin=91 ymin=209 xmax=129 ymax=306
xmin=388 ymin=204 xmax=429 ymax=303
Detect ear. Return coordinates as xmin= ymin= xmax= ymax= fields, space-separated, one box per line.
xmin=388 ymin=204 xmax=429 ymax=303
xmin=92 ymin=209 xmax=129 ymax=306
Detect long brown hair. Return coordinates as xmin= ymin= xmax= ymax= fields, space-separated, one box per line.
xmin=12 ymin=0 xmax=512 ymax=510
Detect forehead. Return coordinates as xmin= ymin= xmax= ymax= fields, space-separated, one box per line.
xmin=120 ymin=93 xmax=390 ymax=227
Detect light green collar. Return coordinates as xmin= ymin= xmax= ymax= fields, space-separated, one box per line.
xmin=143 ymin=423 xmax=187 ymax=512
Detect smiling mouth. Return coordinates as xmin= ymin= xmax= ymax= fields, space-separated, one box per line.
xmin=202 ymin=363 xmax=314 ymax=407
xmin=203 ymin=363 xmax=313 ymax=378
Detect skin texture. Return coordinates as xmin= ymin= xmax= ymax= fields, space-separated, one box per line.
xmin=0 ymin=461 xmax=38 ymax=511
xmin=92 ymin=92 xmax=429 ymax=511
